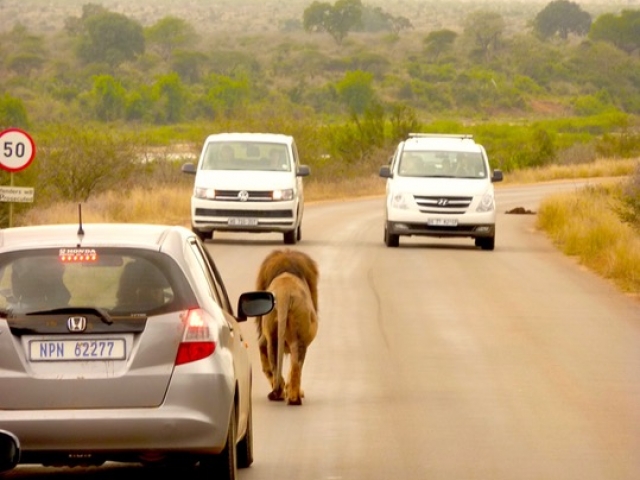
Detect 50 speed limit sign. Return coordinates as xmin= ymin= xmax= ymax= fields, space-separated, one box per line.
xmin=0 ymin=128 xmax=36 ymax=172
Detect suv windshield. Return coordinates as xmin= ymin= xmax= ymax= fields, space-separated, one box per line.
xmin=201 ymin=141 xmax=291 ymax=172
xmin=398 ymin=151 xmax=487 ymax=179
xmin=0 ymin=249 xmax=194 ymax=315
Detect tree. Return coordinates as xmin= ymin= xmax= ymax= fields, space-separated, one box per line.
xmin=533 ymin=0 xmax=591 ymax=40
xmin=303 ymin=0 xmax=363 ymax=45
xmin=152 ymin=73 xmax=187 ymax=124
xmin=357 ymin=5 xmax=412 ymax=34
xmin=76 ymin=12 xmax=145 ymax=67
xmin=145 ymin=16 xmax=199 ymax=61
xmin=335 ymin=70 xmax=376 ymax=115
xmin=589 ymin=10 xmax=640 ymax=55
xmin=205 ymin=74 xmax=251 ymax=117
xmin=171 ymin=50 xmax=209 ymax=83
xmin=463 ymin=10 xmax=505 ymax=60
xmin=36 ymin=125 xmax=138 ymax=202
xmin=423 ymin=29 xmax=457 ymax=60
xmin=0 ymin=94 xmax=29 ymax=129
xmin=90 ymin=75 xmax=126 ymax=121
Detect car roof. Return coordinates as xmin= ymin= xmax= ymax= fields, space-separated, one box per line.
xmin=203 ymin=132 xmax=294 ymax=145
xmin=0 ymin=223 xmax=193 ymax=251
xmin=402 ymin=134 xmax=482 ymax=153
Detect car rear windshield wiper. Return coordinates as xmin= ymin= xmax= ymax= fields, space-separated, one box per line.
xmin=25 ymin=307 xmax=115 ymax=325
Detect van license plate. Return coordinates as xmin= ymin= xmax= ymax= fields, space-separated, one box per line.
xmin=428 ymin=218 xmax=458 ymax=226
xmin=228 ymin=218 xmax=258 ymax=226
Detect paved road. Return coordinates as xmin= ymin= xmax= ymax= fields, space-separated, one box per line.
xmin=8 ymin=182 xmax=640 ymax=479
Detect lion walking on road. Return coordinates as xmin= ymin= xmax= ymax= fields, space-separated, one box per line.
xmin=255 ymin=249 xmax=319 ymax=405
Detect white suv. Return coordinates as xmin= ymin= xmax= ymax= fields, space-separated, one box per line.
xmin=379 ymin=134 xmax=503 ymax=250
xmin=182 ymin=133 xmax=310 ymax=244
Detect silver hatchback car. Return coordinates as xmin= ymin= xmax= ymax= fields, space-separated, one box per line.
xmin=0 ymin=223 xmax=273 ymax=479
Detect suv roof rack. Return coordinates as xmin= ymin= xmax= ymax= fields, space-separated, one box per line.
xmin=408 ymin=133 xmax=474 ymax=139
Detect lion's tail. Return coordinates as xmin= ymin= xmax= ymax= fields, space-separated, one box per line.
xmin=274 ymin=282 xmax=291 ymax=395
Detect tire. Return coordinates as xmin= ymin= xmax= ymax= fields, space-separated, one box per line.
xmin=384 ymin=225 xmax=399 ymax=248
xmin=236 ymin=398 xmax=254 ymax=468
xmin=193 ymin=227 xmax=213 ymax=242
xmin=199 ymin=405 xmax=237 ymax=480
xmin=296 ymin=224 xmax=302 ymax=241
xmin=283 ymin=230 xmax=297 ymax=245
xmin=475 ymin=236 xmax=495 ymax=251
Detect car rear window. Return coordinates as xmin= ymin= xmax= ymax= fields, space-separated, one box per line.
xmin=0 ymin=248 xmax=195 ymax=315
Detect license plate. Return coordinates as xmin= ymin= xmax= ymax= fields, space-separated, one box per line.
xmin=29 ymin=338 xmax=126 ymax=361
xmin=427 ymin=218 xmax=458 ymax=226
xmin=228 ymin=217 xmax=258 ymax=226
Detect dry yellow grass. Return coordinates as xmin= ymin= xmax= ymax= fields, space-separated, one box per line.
xmin=503 ymin=158 xmax=638 ymax=184
xmin=536 ymin=184 xmax=640 ymax=296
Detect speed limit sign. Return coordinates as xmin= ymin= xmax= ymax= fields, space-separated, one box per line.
xmin=0 ymin=128 xmax=36 ymax=172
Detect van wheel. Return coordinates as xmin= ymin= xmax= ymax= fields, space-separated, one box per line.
xmin=296 ymin=225 xmax=302 ymax=241
xmin=384 ymin=226 xmax=399 ymax=247
xmin=193 ymin=227 xmax=212 ymax=242
xmin=284 ymin=230 xmax=297 ymax=245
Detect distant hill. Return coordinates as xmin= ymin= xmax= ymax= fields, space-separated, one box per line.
xmin=0 ymin=0 xmax=632 ymax=35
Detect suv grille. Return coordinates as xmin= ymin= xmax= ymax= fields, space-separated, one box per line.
xmin=414 ymin=195 xmax=472 ymax=214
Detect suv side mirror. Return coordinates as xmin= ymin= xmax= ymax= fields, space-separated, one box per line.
xmin=491 ymin=169 xmax=504 ymax=183
xmin=379 ymin=165 xmax=392 ymax=178
xmin=0 ymin=430 xmax=20 ymax=473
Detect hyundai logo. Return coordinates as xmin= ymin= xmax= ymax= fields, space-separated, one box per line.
xmin=238 ymin=190 xmax=249 ymax=202
xmin=67 ymin=317 xmax=87 ymax=333
xmin=437 ymin=198 xmax=449 ymax=206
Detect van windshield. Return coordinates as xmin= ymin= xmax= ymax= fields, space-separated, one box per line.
xmin=399 ymin=151 xmax=487 ymax=179
xmin=200 ymin=142 xmax=291 ymax=172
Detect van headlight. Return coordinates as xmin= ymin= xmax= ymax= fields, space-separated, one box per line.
xmin=194 ymin=187 xmax=216 ymax=199
xmin=273 ymin=189 xmax=294 ymax=201
xmin=389 ymin=192 xmax=411 ymax=210
xmin=476 ymin=193 xmax=495 ymax=212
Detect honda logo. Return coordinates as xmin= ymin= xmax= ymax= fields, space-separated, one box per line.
xmin=238 ymin=190 xmax=249 ymax=202
xmin=67 ymin=317 xmax=87 ymax=333
xmin=437 ymin=198 xmax=449 ymax=206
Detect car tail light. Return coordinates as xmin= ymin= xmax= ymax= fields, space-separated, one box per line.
xmin=175 ymin=309 xmax=216 ymax=366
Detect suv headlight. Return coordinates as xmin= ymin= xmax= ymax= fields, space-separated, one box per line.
xmin=476 ymin=193 xmax=495 ymax=212
xmin=389 ymin=192 xmax=412 ymax=210
xmin=273 ymin=189 xmax=294 ymax=201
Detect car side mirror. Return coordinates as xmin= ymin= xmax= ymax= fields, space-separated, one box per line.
xmin=0 ymin=430 xmax=20 ymax=473
xmin=181 ymin=163 xmax=197 ymax=175
xmin=236 ymin=291 xmax=275 ymax=321
xmin=491 ymin=169 xmax=504 ymax=183
xmin=379 ymin=165 xmax=392 ymax=178
xmin=297 ymin=165 xmax=311 ymax=177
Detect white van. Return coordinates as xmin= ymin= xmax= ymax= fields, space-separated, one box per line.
xmin=379 ymin=134 xmax=503 ymax=250
xmin=182 ymin=132 xmax=310 ymax=244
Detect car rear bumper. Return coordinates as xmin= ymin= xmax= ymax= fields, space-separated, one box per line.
xmin=0 ymin=372 xmax=236 ymax=459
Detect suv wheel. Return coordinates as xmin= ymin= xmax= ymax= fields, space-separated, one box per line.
xmin=475 ymin=236 xmax=495 ymax=251
xmin=384 ymin=225 xmax=399 ymax=248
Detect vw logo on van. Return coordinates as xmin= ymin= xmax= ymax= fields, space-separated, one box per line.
xmin=238 ymin=190 xmax=249 ymax=202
